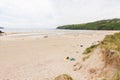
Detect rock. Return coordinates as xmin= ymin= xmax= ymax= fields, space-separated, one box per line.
xmin=44 ymin=36 xmax=48 ymax=38
xmin=66 ymin=57 xmax=69 ymax=60
xmin=80 ymin=45 xmax=83 ymax=47
xmin=0 ymin=30 xmax=5 ymax=36
xmin=0 ymin=30 xmax=4 ymax=33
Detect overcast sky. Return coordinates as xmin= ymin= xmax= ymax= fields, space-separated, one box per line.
xmin=0 ymin=0 xmax=120 ymax=28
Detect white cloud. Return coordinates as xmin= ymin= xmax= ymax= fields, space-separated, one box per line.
xmin=0 ymin=0 xmax=120 ymax=28
xmin=51 ymin=0 xmax=120 ymax=25
xmin=0 ymin=0 xmax=56 ymax=28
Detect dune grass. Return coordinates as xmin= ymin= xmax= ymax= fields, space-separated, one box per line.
xmin=83 ymin=32 xmax=120 ymax=55
xmin=54 ymin=74 xmax=73 ymax=80
xmin=82 ymin=55 xmax=90 ymax=61
xmin=101 ymin=32 xmax=120 ymax=53
xmin=100 ymin=33 xmax=120 ymax=68
xmin=83 ymin=44 xmax=98 ymax=54
xmin=111 ymin=70 xmax=120 ymax=80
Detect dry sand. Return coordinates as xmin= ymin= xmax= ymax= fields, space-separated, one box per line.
xmin=0 ymin=30 xmax=119 ymax=80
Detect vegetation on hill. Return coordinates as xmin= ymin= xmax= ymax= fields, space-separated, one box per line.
xmin=57 ymin=18 xmax=120 ymax=30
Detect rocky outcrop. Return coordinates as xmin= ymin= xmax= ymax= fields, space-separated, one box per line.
xmin=0 ymin=27 xmax=5 ymax=36
xmin=0 ymin=30 xmax=5 ymax=36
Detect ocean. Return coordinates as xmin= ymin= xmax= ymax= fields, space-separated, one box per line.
xmin=2 ymin=28 xmax=56 ymax=32
xmin=0 ymin=28 xmax=97 ymax=38
xmin=1 ymin=28 xmax=66 ymax=38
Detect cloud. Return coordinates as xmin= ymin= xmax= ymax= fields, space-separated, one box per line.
xmin=0 ymin=0 xmax=120 ymax=28
xmin=0 ymin=0 xmax=56 ymax=28
xmin=51 ymin=0 xmax=120 ymax=25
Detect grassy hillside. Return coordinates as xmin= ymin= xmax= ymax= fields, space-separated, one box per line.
xmin=57 ymin=18 xmax=120 ymax=30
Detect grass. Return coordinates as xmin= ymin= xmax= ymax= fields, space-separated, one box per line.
xmin=101 ymin=32 xmax=120 ymax=53
xmin=83 ymin=44 xmax=98 ymax=54
xmin=54 ymin=74 xmax=73 ymax=80
xmin=82 ymin=55 xmax=90 ymax=61
xmin=111 ymin=70 xmax=120 ymax=80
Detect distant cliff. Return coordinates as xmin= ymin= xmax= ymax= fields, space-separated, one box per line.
xmin=57 ymin=18 xmax=120 ymax=30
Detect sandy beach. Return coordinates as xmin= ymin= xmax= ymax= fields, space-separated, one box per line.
xmin=0 ymin=30 xmax=119 ymax=80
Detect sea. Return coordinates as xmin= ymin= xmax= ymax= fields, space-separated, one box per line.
xmin=0 ymin=28 xmax=96 ymax=38
xmin=2 ymin=28 xmax=56 ymax=32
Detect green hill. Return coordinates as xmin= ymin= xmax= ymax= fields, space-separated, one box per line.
xmin=57 ymin=18 xmax=120 ymax=30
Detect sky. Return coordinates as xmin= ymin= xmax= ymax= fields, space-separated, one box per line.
xmin=0 ymin=0 xmax=120 ymax=28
